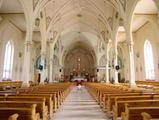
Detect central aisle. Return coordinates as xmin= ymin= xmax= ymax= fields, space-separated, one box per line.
xmin=52 ymin=86 xmax=109 ymax=120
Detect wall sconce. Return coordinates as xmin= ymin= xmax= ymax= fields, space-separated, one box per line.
xmin=35 ymin=18 xmax=40 ymax=27
xmin=136 ymin=52 xmax=140 ymax=58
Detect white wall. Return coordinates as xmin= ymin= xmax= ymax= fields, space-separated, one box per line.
xmin=0 ymin=19 xmax=25 ymax=81
xmin=133 ymin=15 xmax=159 ymax=81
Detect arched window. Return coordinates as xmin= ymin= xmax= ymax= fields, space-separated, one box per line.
xmin=3 ymin=41 xmax=14 ymax=79
xmin=144 ymin=40 xmax=154 ymax=80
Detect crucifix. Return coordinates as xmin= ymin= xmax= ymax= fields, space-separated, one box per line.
xmin=77 ymin=57 xmax=81 ymax=75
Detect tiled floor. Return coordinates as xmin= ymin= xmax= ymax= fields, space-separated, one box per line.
xmin=52 ymin=86 xmax=109 ymax=120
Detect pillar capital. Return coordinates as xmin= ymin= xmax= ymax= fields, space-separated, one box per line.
xmin=126 ymin=41 xmax=134 ymax=46
xmin=49 ymin=37 xmax=54 ymax=44
xmin=41 ymin=51 xmax=46 ymax=56
xmin=24 ymin=41 xmax=32 ymax=46
xmin=49 ymin=58 xmax=53 ymax=64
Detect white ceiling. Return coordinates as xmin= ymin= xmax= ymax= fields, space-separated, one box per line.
xmin=134 ymin=0 xmax=158 ymax=14
xmin=46 ymin=0 xmax=115 ymax=52
xmin=132 ymin=15 xmax=149 ymax=32
xmin=118 ymin=0 xmax=158 ymax=43
xmin=0 ymin=0 xmax=158 ymax=45
xmin=0 ymin=0 xmax=40 ymax=32
xmin=0 ymin=0 xmax=23 ymax=13
xmin=0 ymin=0 xmax=26 ymax=31
xmin=1 ymin=14 xmax=26 ymax=31
xmin=132 ymin=0 xmax=157 ymax=32
xmin=61 ymin=31 xmax=98 ymax=52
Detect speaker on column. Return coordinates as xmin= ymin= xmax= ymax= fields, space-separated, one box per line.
xmin=97 ymin=69 xmax=99 ymax=72
xmin=115 ymin=65 xmax=120 ymax=70
xmin=59 ymin=69 xmax=61 ymax=72
xmin=39 ymin=65 xmax=43 ymax=70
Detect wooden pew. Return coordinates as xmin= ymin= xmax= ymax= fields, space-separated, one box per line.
xmin=136 ymin=80 xmax=159 ymax=87
xmin=86 ymin=82 xmax=159 ymax=120
xmin=103 ymin=93 xmax=148 ymax=111
xmin=0 ymin=81 xmax=22 ymax=89
xmin=16 ymin=94 xmax=53 ymax=115
xmin=0 ymin=104 xmax=40 ymax=120
xmin=17 ymin=83 xmax=71 ymax=110
xmin=0 ymin=96 xmax=48 ymax=120
xmin=8 ymin=114 xmax=19 ymax=120
xmin=121 ymin=106 xmax=159 ymax=120
xmin=0 ymin=82 xmax=72 ymax=120
xmin=0 ymin=113 xmax=19 ymax=120
xmin=113 ymin=99 xmax=159 ymax=120
xmin=141 ymin=112 xmax=159 ymax=120
xmin=18 ymin=90 xmax=59 ymax=112
xmin=86 ymin=83 xmax=129 ymax=105
xmin=106 ymin=94 xmax=159 ymax=112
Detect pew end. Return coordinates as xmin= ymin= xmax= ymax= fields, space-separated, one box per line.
xmin=8 ymin=114 xmax=19 ymax=120
xmin=141 ymin=112 xmax=152 ymax=120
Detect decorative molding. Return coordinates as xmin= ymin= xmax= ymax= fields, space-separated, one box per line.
xmin=24 ymin=41 xmax=33 ymax=51
xmin=33 ymin=0 xmax=40 ymax=11
xmin=108 ymin=17 xmax=113 ymax=29
xmin=119 ymin=0 xmax=126 ymax=11
xmin=35 ymin=18 xmax=40 ymax=27
xmin=101 ymin=31 xmax=106 ymax=41
xmin=119 ymin=18 xmax=124 ymax=26
xmin=136 ymin=52 xmax=140 ymax=58
xmin=53 ymin=31 xmax=58 ymax=40
xmin=46 ymin=16 xmax=51 ymax=29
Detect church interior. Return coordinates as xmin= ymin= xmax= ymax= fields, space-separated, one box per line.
xmin=0 ymin=0 xmax=159 ymax=119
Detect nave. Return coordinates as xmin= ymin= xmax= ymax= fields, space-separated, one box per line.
xmin=53 ymin=86 xmax=108 ymax=120
xmin=1 ymin=0 xmax=159 ymax=119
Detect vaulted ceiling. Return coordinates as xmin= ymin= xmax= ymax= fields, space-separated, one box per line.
xmin=0 ymin=0 xmax=158 ymax=51
xmin=39 ymin=0 xmax=120 ymax=54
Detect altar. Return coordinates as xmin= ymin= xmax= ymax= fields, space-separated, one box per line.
xmin=71 ymin=76 xmax=87 ymax=82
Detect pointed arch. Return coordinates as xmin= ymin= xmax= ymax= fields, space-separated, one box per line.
xmin=144 ymin=40 xmax=154 ymax=80
xmin=3 ymin=40 xmax=14 ymax=79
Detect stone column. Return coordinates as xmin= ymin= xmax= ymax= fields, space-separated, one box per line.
xmin=126 ymin=31 xmax=136 ymax=87
xmin=97 ymin=68 xmax=100 ymax=82
xmin=49 ymin=41 xmax=54 ymax=83
xmin=113 ymin=43 xmax=119 ymax=84
xmin=105 ymin=59 xmax=109 ymax=83
xmin=105 ymin=43 xmax=109 ymax=83
xmin=21 ymin=40 xmax=32 ymax=87
xmin=40 ymin=32 xmax=47 ymax=84
xmin=40 ymin=52 xmax=46 ymax=84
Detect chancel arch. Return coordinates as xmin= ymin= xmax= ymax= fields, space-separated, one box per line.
xmin=63 ymin=43 xmax=96 ymax=82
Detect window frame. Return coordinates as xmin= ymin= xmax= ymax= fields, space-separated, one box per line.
xmin=2 ymin=40 xmax=14 ymax=79
xmin=144 ymin=40 xmax=155 ymax=80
